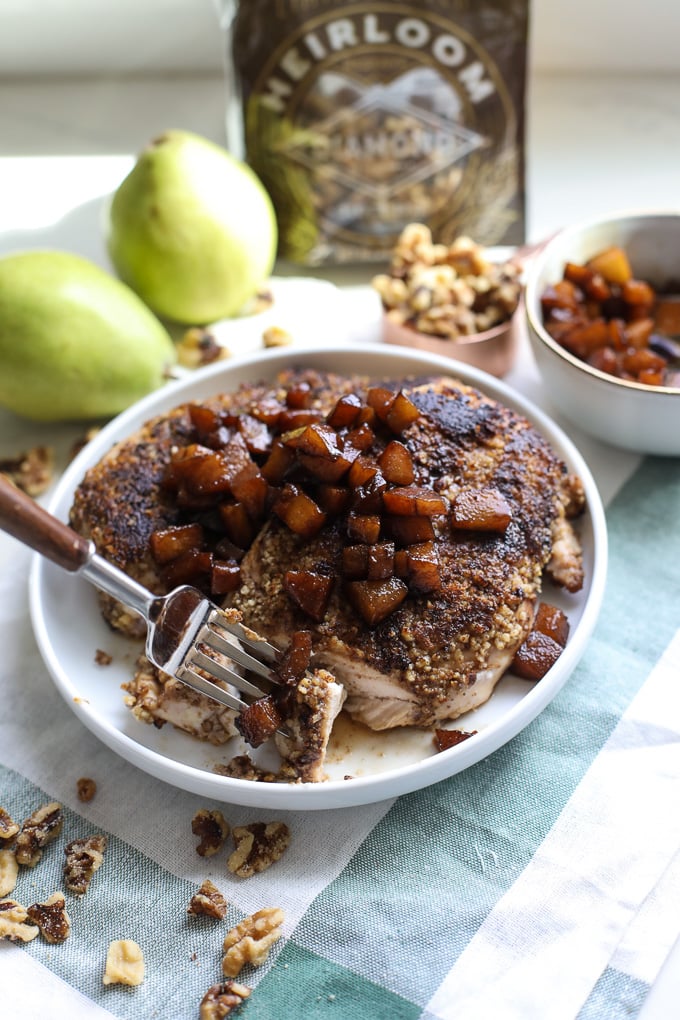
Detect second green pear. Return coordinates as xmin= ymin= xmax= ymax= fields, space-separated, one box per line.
xmin=107 ymin=130 xmax=278 ymax=325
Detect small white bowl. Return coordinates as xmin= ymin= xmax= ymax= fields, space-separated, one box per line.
xmin=524 ymin=210 xmax=680 ymax=456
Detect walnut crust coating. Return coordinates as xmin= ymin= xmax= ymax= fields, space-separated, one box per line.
xmin=232 ymin=375 xmax=581 ymax=724
xmin=69 ymin=367 xmax=584 ymax=732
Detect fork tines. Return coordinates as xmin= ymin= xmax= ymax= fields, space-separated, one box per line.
xmin=176 ymin=607 xmax=280 ymax=715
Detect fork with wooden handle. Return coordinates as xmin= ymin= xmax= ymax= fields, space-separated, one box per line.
xmin=0 ymin=472 xmax=280 ymax=714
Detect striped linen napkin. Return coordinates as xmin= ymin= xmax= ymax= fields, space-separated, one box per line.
xmin=1 ymin=447 xmax=680 ymax=1020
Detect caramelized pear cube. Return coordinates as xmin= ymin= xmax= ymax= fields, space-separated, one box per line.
xmin=345 ymin=577 xmax=408 ymax=626
xmin=586 ymin=245 xmax=633 ymax=285
xmin=273 ymin=484 xmax=327 ymax=538
xmin=346 ymin=512 xmax=381 ymax=544
xmin=283 ymin=570 xmax=334 ymax=622
xmin=326 ymin=393 xmax=363 ymax=428
xmin=274 ymin=629 xmax=313 ymax=683
xmin=235 ymin=695 xmax=282 ymax=748
xmin=378 ymin=440 xmax=415 ymax=484
xmin=211 ymin=559 xmax=242 ymax=595
xmin=261 ymin=438 xmax=295 ymax=484
xmin=150 ymin=523 xmax=204 ymax=565
xmin=385 ymin=515 xmax=435 ymax=545
xmin=382 ymin=485 xmax=448 ymax=517
xmin=341 ymin=544 xmax=369 ymax=579
xmin=367 ymin=541 xmax=396 ymax=580
xmin=218 ymin=501 xmax=256 ymax=548
xmin=512 ymin=631 xmax=563 ymax=681
xmin=230 ymin=462 xmax=268 ymax=520
xmin=161 ymin=548 xmax=213 ymax=588
xmin=451 ymin=488 xmax=512 ymax=533
xmin=533 ymin=603 xmax=570 ymax=647
xmin=385 ymin=390 xmax=421 ymax=434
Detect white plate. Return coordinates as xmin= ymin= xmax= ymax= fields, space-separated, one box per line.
xmin=29 ymin=342 xmax=608 ymax=810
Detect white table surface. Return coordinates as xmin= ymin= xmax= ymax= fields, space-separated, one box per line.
xmin=1 ymin=71 xmax=679 ymax=1017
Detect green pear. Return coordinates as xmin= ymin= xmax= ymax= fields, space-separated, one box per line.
xmin=0 ymin=250 xmax=176 ymax=422
xmin=106 ymin=130 xmax=278 ymax=324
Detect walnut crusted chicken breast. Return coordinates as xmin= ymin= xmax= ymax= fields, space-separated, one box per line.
xmin=69 ymin=368 xmax=585 ymax=742
xmin=229 ymin=377 xmax=585 ymax=730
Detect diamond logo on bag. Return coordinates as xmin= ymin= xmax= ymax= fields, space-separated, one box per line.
xmin=279 ymin=70 xmax=487 ymax=208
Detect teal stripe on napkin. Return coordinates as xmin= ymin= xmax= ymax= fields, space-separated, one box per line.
xmin=578 ymin=965 xmax=649 ymax=1019
xmin=244 ymin=942 xmax=421 ymax=1019
xmin=287 ymin=457 xmax=680 ymax=1011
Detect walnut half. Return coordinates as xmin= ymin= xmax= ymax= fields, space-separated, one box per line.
xmin=103 ymin=939 xmax=145 ymax=986
xmin=0 ymin=807 xmax=19 ymax=842
xmin=222 ymin=907 xmax=284 ymax=978
xmin=64 ymin=834 xmax=107 ymax=894
xmin=200 ymin=981 xmax=252 ymax=1020
xmin=14 ymin=802 xmax=63 ymax=867
xmin=227 ymin=823 xmax=291 ymax=879
xmin=27 ymin=892 xmax=71 ymax=943
xmin=0 ymin=899 xmax=39 ymax=942
xmin=188 ymin=879 xmax=228 ymax=920
xmin=0 ymin=849 xmax=19 ymax=898
xmin=192 ymin=809 xmax=229 ymax=857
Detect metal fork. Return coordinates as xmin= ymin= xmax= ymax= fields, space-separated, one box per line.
xmin=0 ymin=473 xmax=280 ymax=714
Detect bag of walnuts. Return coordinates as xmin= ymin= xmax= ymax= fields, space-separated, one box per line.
xmin=221 ymin=1 xmax=530 ymax=266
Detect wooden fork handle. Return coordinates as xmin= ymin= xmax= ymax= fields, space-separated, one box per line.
xmin=0 ymin=472 xmax=92 ymax=572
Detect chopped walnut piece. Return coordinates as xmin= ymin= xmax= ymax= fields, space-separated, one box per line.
xmin=0 ymin=446 xmax=53 ymax=496
xmin=0 ymin=807 xmax=19 ymax=842
xmin=94 ymin=649 xmax=113 ymax=666
xmin=373 ymin=225 xmax=521 ymax=340
xmin=0 ymin=899 xmax=39 ymax=942
xmin=177 ymin=327 xmax=229 ymax=369
xmin=214 ymin=756 xmax=280 ymax=784
xmin=15 ymin=802 xmax=63 ymax=867
xmin=192 ymin=809 xmax=229 ymax=857
xmin=64 ymin=834 xmax=107 ymax=894
xmin=200 ymin=981 xmax=252 ymax=1019
xmin=227 ymin=823 xmax=291 ymax=879
xmin=102 ymin=939 xmax=145 ymax=986
xmin=76 ymin=777 xmax=97 ymax=803
xmin=188 ymin=879 xmax=228 ymax=920
xmin=27 ymin=892 xmax=71 ymax=944
xmin=0 ymin=849 xmax=19 ymax=897
xmin=262 ymin=325 xmax=293 ymax=348
xmin=222 ymin=907 xmax=284 ymax=977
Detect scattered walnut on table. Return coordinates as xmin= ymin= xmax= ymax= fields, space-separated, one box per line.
xmin=0 ymin=807 xmax=19 ymax=842
xmin=192 ymin=809 xmax=229 ymax=857
xmin=0 ymin=849 xmax=19 ymax=897
xmin=14 ymin=802 xmax=63 ymax=867
xmin=221 ymin=907 xmax=284 ymax=978
xmin=27 ymin=892 xmax=71 ymax=944
xmin=177 ymin=327 xmax=230 ymax=369
xmin=200 ymin=981 xmax=252 ymax=1019
xmin=0 ymin=899 xmax=39 ymax=942
xmin=102 ymin=939 xmax=145 ymax=986
xmin=63 ymin=834 xmax=107 ymax=894
xmin=188 ymin=879 xmax=228 ymax=920
xmin=0 ymin=446 xmax=53 ymax=496
xmin=262 ymin=325 xmax=293 ymax=348
xmin=227 ymin=823 xmax=291 ymax=879
xmin=76 ymin=777 xmax=97 ymax=803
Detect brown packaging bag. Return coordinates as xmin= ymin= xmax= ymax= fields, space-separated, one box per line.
xmin=223 ymin=1 xmax=530 ymax=265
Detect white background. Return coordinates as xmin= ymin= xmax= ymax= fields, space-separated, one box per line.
xmin=1 ymin=0 xmax=678 ymax=77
